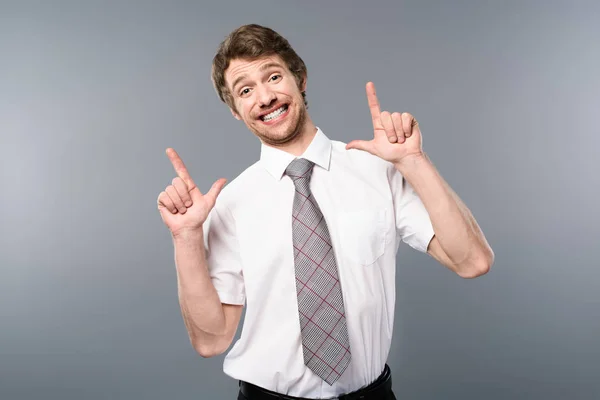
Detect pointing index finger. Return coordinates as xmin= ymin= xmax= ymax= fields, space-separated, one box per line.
xmin=166 ymin=148 xmax=196 ymax=191
xmin=366 ymin=82 xmax=383 ymax=130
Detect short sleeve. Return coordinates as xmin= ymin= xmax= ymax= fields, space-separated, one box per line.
xmin=387 ymin=164 xmax=435 ymax=253
xmin=203 ymin=200 xmax=245 ymax=305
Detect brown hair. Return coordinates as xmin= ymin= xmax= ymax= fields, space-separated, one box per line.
xmin=211 ymin=24 xmax=308 ymax=111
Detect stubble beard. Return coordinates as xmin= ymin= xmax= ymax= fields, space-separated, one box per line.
xmin=251 ymin=103 xmax=307 ymax=148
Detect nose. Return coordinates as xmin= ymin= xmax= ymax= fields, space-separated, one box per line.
xmin=256 ymin=84 xmax=276 ymax=108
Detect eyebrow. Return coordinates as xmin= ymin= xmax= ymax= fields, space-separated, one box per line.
xmin=230 ymin=62 xmax=285 ymax=93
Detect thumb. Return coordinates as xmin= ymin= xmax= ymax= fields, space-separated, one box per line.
xmin=345 ymin=139 xmax=374 ymax=153
xmin=204 ymin=178 xmax=227 ymax=206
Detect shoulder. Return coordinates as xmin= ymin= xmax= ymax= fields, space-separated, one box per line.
xmin=213 ymin=161 xmax=266 ymax=212
xmin=330 ymin=139 xmax=396 ymax=179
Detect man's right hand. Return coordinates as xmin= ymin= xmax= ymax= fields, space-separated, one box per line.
xmin=157 ymin=148 xmax=227 ymax=237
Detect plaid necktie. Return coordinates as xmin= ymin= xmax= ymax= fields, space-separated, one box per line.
xmin=285 ymin=158 xmax=351 ymax=385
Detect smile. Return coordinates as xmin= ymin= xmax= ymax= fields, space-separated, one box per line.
xmin=260 ymin=105 xmax=289 ymax=122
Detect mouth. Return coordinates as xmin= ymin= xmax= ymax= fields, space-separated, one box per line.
xmin=259 ymin=104 xmax=289 ymax=123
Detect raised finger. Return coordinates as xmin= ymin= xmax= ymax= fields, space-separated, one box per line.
xmin=166 ymin=148 xmax=197 ymax=191
xmin=157 ymin=191 xmax=178 ymax=214
xmin=366 ymin=82 xmax=383 ymax=130
xmin=380 ymin=111 xmax=397 ymax=143
xmin=172 ymin=177 xmax=193 ymax=207
xmin=391 ymin=112 xmax=405 ymax=144
xmin=166 ymin=185 xmax=187 ymax=214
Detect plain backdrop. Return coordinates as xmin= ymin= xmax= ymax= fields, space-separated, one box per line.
xmin=1 ymin=1 xmax=599 ymax=399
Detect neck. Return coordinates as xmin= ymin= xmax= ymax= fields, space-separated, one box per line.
xmin=264 ymin=117 xmax=318 ymax=156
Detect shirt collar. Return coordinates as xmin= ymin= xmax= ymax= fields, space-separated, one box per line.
xmin=259 ymin=127 xmax=332 ymax=180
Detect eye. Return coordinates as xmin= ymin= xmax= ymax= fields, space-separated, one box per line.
xmin=240 ymin=87 xmax=251 ymax=96
xmin=269 ymin=74 xmax=281 ymax=82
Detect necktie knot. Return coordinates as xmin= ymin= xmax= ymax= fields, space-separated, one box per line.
xmin=285 ymin=158 xmax=315 ymax=185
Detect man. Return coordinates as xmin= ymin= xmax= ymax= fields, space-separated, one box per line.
xmin=157 ymin=24 xmax=493 ymax=400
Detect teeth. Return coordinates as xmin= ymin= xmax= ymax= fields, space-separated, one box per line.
xmin=263 ymin=106 xmax=287 ymax=121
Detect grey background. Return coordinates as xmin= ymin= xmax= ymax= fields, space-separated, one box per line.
xmin=1 ymin=0 xmax=599 ymax=399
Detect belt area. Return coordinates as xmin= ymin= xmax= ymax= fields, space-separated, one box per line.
xmin=239 ymin=364 xmax=392 ymax=400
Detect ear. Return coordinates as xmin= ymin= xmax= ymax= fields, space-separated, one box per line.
xmin=300 ymin=74 xmax=307 ymax=92
xmin=230 ymin=108 xmax=241 ymax=120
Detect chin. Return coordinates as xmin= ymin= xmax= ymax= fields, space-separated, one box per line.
xmin=256 ymin=128 xmax=299 ymax=146
xmin=253 ymin=115 xmax=305 ymax=146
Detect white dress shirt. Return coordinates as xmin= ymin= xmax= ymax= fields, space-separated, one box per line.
xmin=203 ymin=127 xmax=434 ymax=398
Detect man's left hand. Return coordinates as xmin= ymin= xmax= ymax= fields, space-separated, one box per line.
xmin=346 ymin=82 xmax=424 ymax=165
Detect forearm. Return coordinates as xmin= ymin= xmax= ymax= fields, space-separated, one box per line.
xmin=395 ymin=153 xmax=493 ymax=270
xmin=172 ymin=229 xmax=227 ymax=348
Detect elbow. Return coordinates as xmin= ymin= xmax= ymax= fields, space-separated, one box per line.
xmin=457 ymin=248 xmax=494 ymax=279
xmin=192 ymin=340 xmax=226 ymax=358
xmin=458 ymin=263 xmax=489 ymax=279
xmin=197 ymin=350 xmax=220 ymax=359
xmin=194 ymin=344 xmax=222 ymax=358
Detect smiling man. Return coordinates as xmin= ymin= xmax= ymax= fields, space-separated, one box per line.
xmin=157 ymin=24 xmax=494 ymax=400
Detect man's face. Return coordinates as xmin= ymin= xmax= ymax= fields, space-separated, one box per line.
xmin=225 ymin=55 xmax=307 ymax=146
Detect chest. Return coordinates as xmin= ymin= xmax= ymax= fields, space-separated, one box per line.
xmin=233 ymin=172 xmax=394 ymax=292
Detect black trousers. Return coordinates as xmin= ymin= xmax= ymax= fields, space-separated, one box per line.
xmin=237 ymin=364 xmax=396 ymax=400
xmin=238 ymin=390 xmax=396 ymax=400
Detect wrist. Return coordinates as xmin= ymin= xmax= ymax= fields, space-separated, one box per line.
xmin=172 ymin=227 xmax=204 ymax=243
xmin=393 ymin=152 xmax=429 ymax=172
